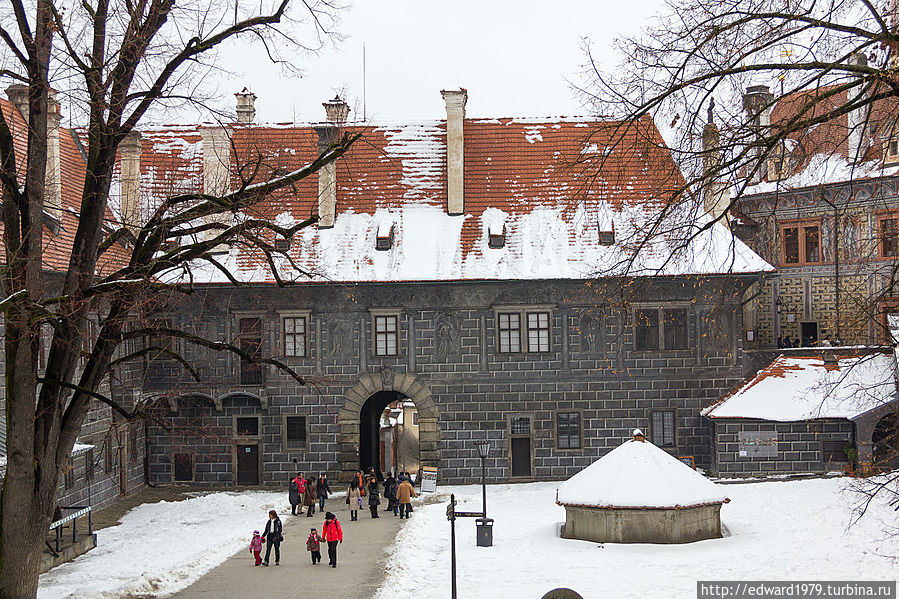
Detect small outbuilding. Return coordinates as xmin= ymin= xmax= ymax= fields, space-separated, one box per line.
xmin=556 ymin=430 xmax=729 ymax=544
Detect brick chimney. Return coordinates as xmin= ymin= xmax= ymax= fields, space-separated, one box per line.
xmin=6 ymin=85 xmax=63 ymax=222
xmin=847 ymin=53 xmax=869 ymax=164
xmin=441 ymin=89 xmax=467 ymax=216
xmin=119 ymin=131 xmax=142 ymax=233
xmin=235 ymin=88 xmax=256 ymax=124
xmin=314 ymin=95 xmax=349 ymax=229
xmin=742 ymin=85 xmax=774 ymax=183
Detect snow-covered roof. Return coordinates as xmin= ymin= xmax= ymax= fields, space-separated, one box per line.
xmin=556 ymin=439 xmax=729 ymax=509
xmin=132 ymin=115 xmax=771 ymax=285
xmin=703 ymin=353 xmax=898 ymax=422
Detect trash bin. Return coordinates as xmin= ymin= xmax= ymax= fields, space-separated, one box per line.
xmin=476 ymin=517 xmax=494 ymax=547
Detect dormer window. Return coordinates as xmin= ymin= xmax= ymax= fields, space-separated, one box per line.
xmin=598 ymin=227 xmax=615 ymax=246
xmin=886 ymin=137 xmax=899 ymax=164
xmin=597 ymin=209 xmax=615 ymax=245
xmin=376 ymin=223 xmax=394 ymax=251
xmin=488 ymin=222 xmax=506 ymax=249
xmin=274 ymin=238 xmax=291 ymax=252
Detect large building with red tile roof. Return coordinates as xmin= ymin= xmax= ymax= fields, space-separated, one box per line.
xmin=120 ymin=89 xmax=782 ymax=485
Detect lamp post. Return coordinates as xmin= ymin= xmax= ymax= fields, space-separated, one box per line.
xmin=475 ymin=441 xmax=493 ymax=547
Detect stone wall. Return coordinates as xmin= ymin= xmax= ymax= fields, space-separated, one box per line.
xmin=711 ymin=419 xmax=855 ymax=477
xmin=142 ymin=277 xmax=752 ymax=486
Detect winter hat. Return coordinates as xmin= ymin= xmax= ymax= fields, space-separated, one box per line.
xmin=325 ymin=511 xmax=335 ymax=520
xmin=253 ymin=530 xmax=259 ymax=534
xmin=311 ymin=527 xmax=317 ymax=531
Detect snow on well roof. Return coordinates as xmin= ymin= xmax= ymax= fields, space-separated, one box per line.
xmin=703 ymin=353 xmax=898 ymax=422
xmin=133 ymin=115 xmax=771 ymax=284
xmin=556 ymin=438 xmax=729 ymax=509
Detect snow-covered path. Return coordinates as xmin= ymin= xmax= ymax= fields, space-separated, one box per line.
xmin=38 ymin=491 xmax=288 ymax=599
xmin=374 ymin=477 xmax=899 ymax=599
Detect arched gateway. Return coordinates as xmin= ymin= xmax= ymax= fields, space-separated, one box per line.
xmin=337 ymin=369 xmax=438 ymax=482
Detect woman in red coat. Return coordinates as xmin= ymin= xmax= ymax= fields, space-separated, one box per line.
xmin=321 ymin=511 xmax=343 ymax=568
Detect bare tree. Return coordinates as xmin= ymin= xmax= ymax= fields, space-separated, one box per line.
xmin=578 ymin=0 xmax=899 ymax=525
xmin=0 ymin=0 xmax=358 ymax=596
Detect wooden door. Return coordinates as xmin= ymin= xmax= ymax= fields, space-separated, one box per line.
xmin=236 ymin=444 xmax=260 ymax=485
xmin=510 ymin=437 xmax=532 ymax=477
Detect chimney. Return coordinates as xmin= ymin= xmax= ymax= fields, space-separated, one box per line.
xmin=235 ymin=88 xmax=256 ymax=124
xmin=6 ymin=85 xmax=62 ymax=222
xmin=742 ymin=85 xmax=774 ymax=183
xmin=632 ymin=428 xmax=645 ymax=442
xmin=847 ymin=53 xmax=869 ymax=164
xmin=702 ymin=99 xmax=731 ymax=220
xmin=314 ymin=95 xmax=349 ymax=229
xmin=441 ymin=88 xmax=467 ymax=216
xmin=200 ymin=125 xmax=232 ymax=246
xmin=5 ymin=84 xmax=28 ymax=121
xmin=119 ymin=131 xmax=142 ymax=233
xmin=45 ymin=90 xmax=62 ymax=222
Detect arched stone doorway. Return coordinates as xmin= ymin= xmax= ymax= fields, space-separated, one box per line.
xmin=337 ymin=369 xmax=438 ymax=482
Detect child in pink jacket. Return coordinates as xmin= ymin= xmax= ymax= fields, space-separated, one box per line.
xmin=249 ymin=530 xmax=263 ymax=566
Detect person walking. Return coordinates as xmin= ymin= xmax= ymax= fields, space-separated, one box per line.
xmin=304 ymin=476 xmax=317 ymax=517
xmin=261 ymin=510 xmax=283 ymax=566
xmin=383 ymin=473 xmax=398 ymax=515
xmin=289 ymin=472 xmax=305 ymax=516
xmin=396 ymin=477 xmax=417 ymax=519
xmin=306 ymin=527 xmax=323 ymax=565
xmin=366 ymin=474 xmax=381 ymax=518
xmin=317 ymin=474 xmax=332 ymax=512
xmin=249 ymin=530 xmax=263 ymax=566
xmin=322 ymin=512 xmax=343 ymax=568
xmin=346 ymin=477 xmax=362 ymax=521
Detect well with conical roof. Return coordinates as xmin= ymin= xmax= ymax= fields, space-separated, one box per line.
xmin=556 ymin=434 xmax=729 ymax=544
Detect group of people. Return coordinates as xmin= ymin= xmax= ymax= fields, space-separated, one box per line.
xmin=250 ymin=510 xmax=343 ymax=568
xmin=249 ymin=468 xmax=418 ymax=570
xmin=345 ymin=469 xmax=418 ymax=521
xmin=288 ymin=472 xmax=333 ymax=517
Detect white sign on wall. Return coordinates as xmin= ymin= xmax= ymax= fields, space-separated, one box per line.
xmin=420 ymin=466 xmax=438 ymax=493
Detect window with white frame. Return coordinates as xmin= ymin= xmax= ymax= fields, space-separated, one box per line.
xmin=374 ymin=314 xmax=399 ymax=356
xmin=496 ymin=308 xmax=552 ymax=353
xmin=282 ymin=315 xmax=308 ymax=357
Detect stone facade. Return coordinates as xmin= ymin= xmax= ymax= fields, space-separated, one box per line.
xmin=142 ymin=277 xmax=752 ymax=485
xmin=735 ymin=176 xmax=899 ymax=349
xmin=711 ymin=419 xmax=856 ymax=477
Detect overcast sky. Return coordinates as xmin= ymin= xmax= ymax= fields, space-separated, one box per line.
xmin=212 ymin=0 xmax=662 ymax=124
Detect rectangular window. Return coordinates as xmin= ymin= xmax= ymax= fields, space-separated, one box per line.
xmin=510 ymin=416 xmax=531 ymax=435
xmin=822 ymin=440 xmax=850 ymax=463
xmin=64 ymin=459 xmax=74 ymax=489
xmin=803 ymin=226 xmax=820 ymax=263
xmin=634 ymin=309 xmax=660 ymax=351
xmin=651 ymin=410 xmax=676 ymax=447
xmin=498 ymin=313 xmax=521 ymax=353
xmin=881 ymin=217 xmax=899 ymax=258
xmin=783 ymin=226 xmax=800 ymax=264
xmin=173 ymin=453 xmax=193 ymax=481
xmin=526 ymin=312 xmax=550 ymax=353
xmin=663 ymin=309 xmax=688 ymax=350
xmin=374 ymin=315 xmax=399 ymax=356
xmin=283 ymin=316 xmax=307 ymax=357
xmin=238 ymin=317 xmax=263 ymax=385
xmin=235 ymin=417 xmax=260 ymax=437
xmin=557 ymin=412 xmax=581 ymax=449
xmin=285 ymin=416 xmax=307 ymax=449
xmin=85 ymin=449 xmax=95 ymax=482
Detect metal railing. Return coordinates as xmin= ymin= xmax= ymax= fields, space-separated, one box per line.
xmin=47 ymin=505 xmax=93 ymax=555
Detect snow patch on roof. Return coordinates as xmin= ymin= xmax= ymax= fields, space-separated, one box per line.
xmin=703 ymin=353 xmax=898 ymax=421
xmin=556 ymin=439 xmax=729 ymax=508
xmin=745 ymin=155 xmax=899 ymax=195
xmin=379 ymin=123 xmax=445 ymax=202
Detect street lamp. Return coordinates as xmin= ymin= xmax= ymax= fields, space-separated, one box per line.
xmin=475 ymin=441 xmax=493 ymax=547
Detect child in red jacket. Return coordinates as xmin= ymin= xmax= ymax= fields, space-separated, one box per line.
xmin=322 ymin=512 xmax=343 ymax=568
xmin=306 ymin=527 xmax=323 ymax=564
xmin=249 ymin=530 xmax=263 ymax=566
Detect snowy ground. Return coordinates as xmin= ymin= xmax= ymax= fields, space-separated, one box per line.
xmin=374 ymin=477 xmax=899 ymax=599
xmin=38 ymin=491 xmax=289 ymax=599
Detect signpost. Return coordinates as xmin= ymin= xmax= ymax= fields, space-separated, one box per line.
xmin=447 ymin=495 xmax=486 ymax=599
xmin=421 ymin=466 xmax=438 ymax=493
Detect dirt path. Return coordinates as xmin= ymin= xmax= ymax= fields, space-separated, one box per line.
xmin=170 ymin=506 xmax=406 ymax=599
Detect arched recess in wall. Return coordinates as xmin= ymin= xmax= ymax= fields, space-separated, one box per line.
xmin=337 ymin=368 xmax=438 ymax=482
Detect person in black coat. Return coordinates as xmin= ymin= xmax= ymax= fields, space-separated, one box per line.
xmin=366 ymin=476 xmax=380 ymax=518
xmin=316 ymin=474 xmax=332 ymax=512
xmin=262 ymin=509 xmax=283 ymax=566
xmin=383 ymin=474 xmax=398 ymax=515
